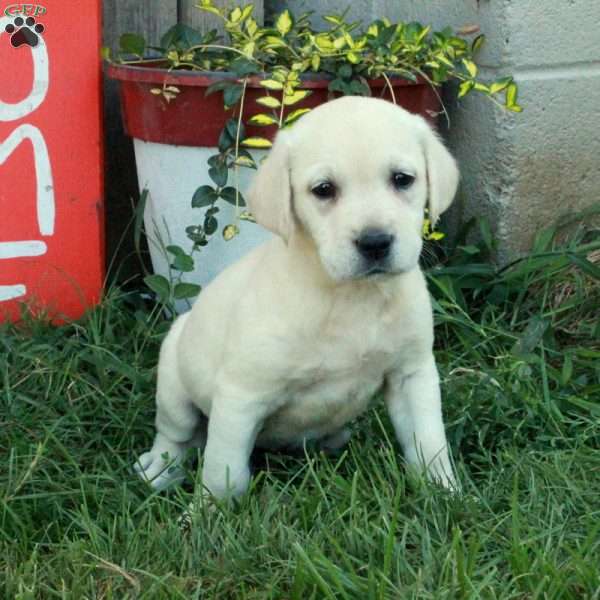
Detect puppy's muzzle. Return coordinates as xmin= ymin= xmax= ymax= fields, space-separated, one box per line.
xmin=354 ymin=228 xmax=395 ymax=263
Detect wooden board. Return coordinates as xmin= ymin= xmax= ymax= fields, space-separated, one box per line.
xmin=102 ymin=1 xmax=178 ymax=287
xmin=103 ymin=0 xmax=177 ymax=52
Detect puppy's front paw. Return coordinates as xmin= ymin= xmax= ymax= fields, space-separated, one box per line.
xmin=134 ymin=450 xmax=185 ymax=490
xmin=428 ymin=459 xmax=460 ymax=493
xmin=133 ymin=437 xmax=188 ymax=490
xmin=413 ymin=461 xmax=460 ymax=493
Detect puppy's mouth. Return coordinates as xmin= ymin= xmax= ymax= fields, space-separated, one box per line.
xmin=356 ymin=263 xmax=396 ymax=279
xmin=364 ymin=266 xmax=389 ymax=277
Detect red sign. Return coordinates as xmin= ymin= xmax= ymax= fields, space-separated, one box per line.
xmin=0 ymin=2 xmax=104 ymax=322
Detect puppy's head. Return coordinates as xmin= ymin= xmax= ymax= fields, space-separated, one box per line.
xmin=247 ymin=96 xmax=459 ymax=281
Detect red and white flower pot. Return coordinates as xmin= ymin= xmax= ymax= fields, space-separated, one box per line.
xmin=107 ymin=61 xmax=439 ymax=302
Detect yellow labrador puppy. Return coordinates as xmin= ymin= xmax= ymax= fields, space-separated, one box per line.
xmin=135 ymin=96 xmax=459 ymax=497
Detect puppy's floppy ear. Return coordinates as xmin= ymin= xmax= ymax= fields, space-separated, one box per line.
xmin=247 ymin=131 xmax=293 ymax=242
xmin=419 ymin=120 xmax=459 ymax=226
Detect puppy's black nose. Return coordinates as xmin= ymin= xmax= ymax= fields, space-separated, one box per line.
xmin=354 ymin=229 xmax=395 ymax=261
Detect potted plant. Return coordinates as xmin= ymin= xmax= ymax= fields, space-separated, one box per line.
xmin=106 ymin=1 xmax=520 ymax=310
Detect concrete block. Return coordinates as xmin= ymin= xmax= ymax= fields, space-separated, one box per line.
xmin=443 ymin=67 xmax=600 ymax=261
xmin=497 ymin=71 xmax=600 ymax=257
xmin=502 ymin=0 xmax=600 ymax=68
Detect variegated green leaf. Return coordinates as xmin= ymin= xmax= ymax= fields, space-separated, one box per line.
xmin=241 ymin=137 xmax=273 ymax=149
xmin=248 ymin=113 xmax=279 ymax=126
xmin=197 ymin=5 xmax=222 ymax=17
xmin=489 ymin=77 xmax=512 ymax=95
xmin=354 ymin=36 xmax=367 ymax=50
xmin=265 ymin=35 xmax=288 ymax=48
xmin=323 ymin=15 xmax=342 ymax=26
xmin=314 ymin=34 xmax=334 ymax=51
xmin=428 ymin=231 xmax=445 ymax=241
xmin=284 ymin=108 xmax=311 ymax=126
xmin=346 ymin=51 xmax=360 ymax=64
xmin=256 ymin=95 xmax=282 ymax=109
xmin=458 ymin=80 xmax=474 ymax=98
xmin=276 ymin=9 xmax=293 ymax=35
xmin=287 ymin=69 xmax=300 ymax=83
xmin=223 ymin=224 xmax=240 ymax=241
xmin=234 ymin=155 xmax=257 ymax=169
xmin=506 ymin=82 xmax=519 ymax=107
xmin=240 ymin=5 xmax=253 ymax=21
xmin=283 ymin=89 xmax=311 ymax=106
xmin=436 ymin=54 xmax=454 ymax=68
xmin=333 ymin=36 xmax=346 ymax=50
xmin=246 ymin=17 xmax=258 ymax=37
xmin=367 ymin=23 xmax=379 ymax=37
xmin=462 ymin=59 xmax=478 ymax=78
xmin=421 ymin=218 xmax=445 ymax=241
xmin=292 ymin=60 xmax=308 ymax=72
xmin=416 ymin=25 xmax=431 ymax=44
xmin=271 ymin=69 xmax=288 ymax=83
xmin=242 ymin=41 xmax=255 ymax=57
xmin=260 ymin=79 xmax=284 ymax=91
xmin=471 ymin=34 xmax=486 ymax=53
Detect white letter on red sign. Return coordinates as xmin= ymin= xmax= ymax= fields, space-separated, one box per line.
xmin=0 ymin=16 xmax=54 ymax=303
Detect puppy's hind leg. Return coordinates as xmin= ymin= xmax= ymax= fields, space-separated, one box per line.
xmin=134 ymin=316 xmax=204 ymax=490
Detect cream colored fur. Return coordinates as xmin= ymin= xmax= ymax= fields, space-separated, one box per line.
xmin=134 ymin=96 xmax=460 ymax=497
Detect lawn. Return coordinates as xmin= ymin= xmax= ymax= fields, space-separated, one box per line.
xmin=1 ymin=221 xmax=599 ymax=599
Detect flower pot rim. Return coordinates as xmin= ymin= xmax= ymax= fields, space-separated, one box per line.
xmin=108 ymin=60 xmax=439 ymax=147
xmin=105 ymin=60 xmax=427 ymax=89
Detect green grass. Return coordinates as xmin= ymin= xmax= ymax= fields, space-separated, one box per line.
xmin=1 ymin=223 xmax=599 ymax=599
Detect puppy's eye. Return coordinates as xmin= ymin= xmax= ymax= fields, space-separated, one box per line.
xmin=391 ymin=172 xmax=415 ymax=190
xmin=311 ymin=181 xmax=336 ymax=200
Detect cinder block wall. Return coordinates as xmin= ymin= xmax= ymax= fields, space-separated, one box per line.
xmin=266 ymin=0 xmax=600 ymax=261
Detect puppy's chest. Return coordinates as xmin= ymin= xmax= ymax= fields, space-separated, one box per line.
xmin=261 ymin=323 xmax=400 ymax=444
xmin=262 ymin=366 xmax=384 ymax=447
xmin=287 ymin=364 xmax=384 ymax=416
